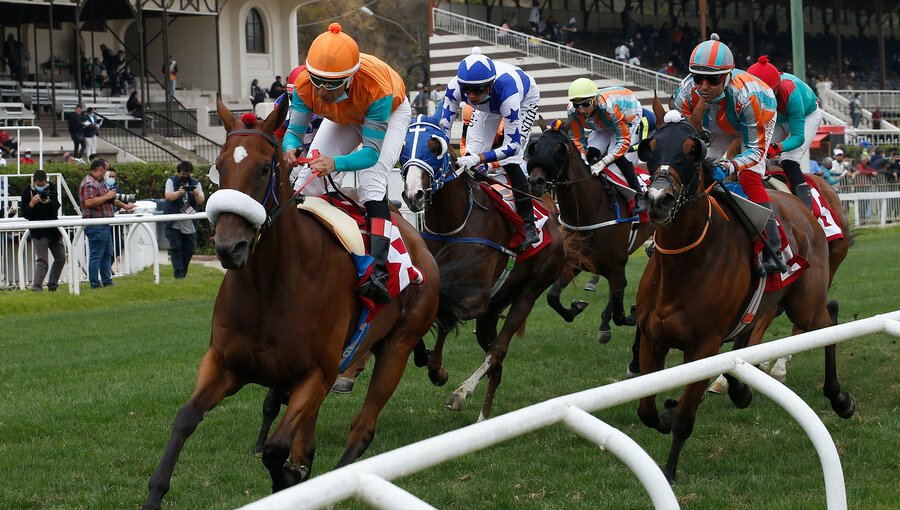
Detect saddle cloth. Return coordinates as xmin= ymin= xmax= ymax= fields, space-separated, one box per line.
xmin=763 ymin=172 xmax=844 ymax=242
xmin=477 ymin=179 xmax=551 ymax=261
xmin=298 ymin=196 xmax=424 ymax=316
xmin=602 ymin=163 xmax=651 ymax=222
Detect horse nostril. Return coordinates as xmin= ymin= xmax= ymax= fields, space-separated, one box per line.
xmin=661 ymin=194 xmax=676 ymax=209
xmin=414 ymin=190 xmax=425 ymax=202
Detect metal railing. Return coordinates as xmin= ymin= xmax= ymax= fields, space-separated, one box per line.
xmin=138 ymin=110 xmax=222 ymax=164
xmin=817 ymin=83 xmax=899 ymax=131
xmin=208 ymin=108 xmax=253 ymax=127
xmin=832 ymin=90 xmax=900 ymax=113
xmin=432 ymin=8 xmax=682 ymax=96
xmin=239 ymin=310 xmax=900 ymax=510
xmin=99 ymin=118 xmax=183 ymax=162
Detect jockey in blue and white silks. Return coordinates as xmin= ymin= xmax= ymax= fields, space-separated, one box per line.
xmin=437 ymin=47 xmax=540 ymax=251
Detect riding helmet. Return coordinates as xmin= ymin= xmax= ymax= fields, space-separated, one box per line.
xmin=306 ymin=23 xmax=360 ymax=79
xmin=688 ymin=33 xmax=734 ymax=75
xmin=567 ymin=78 xmax=598 ymax=101
xmin=456 ymin=47 xmax=496 ymax=85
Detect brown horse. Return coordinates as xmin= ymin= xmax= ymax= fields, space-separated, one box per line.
xmin=526 ymin=120 xmax=655 ymax=344
xmin=400 ymin=115 xmax=566 ymax=421
xmin=633 ymin=98 xmax=855 ymax=482
xmin=142 ymin=98 xmax=440 ymax=508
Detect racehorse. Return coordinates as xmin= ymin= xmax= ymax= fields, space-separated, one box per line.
xmin=526 ymin=119 xmax=655 ymax=344
xmin=142 ymin=98 xmax=441 ymax=508
xmin=401 ymin=116 xmax=567 ymax=421
xmin=633 ymin=97 xmax=855 ymax=482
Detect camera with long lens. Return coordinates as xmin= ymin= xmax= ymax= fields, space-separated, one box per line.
xmin=180 ymin=176 xmax=197 ymax=193
xmin=116 ymin=193 xmax=136 ymax=203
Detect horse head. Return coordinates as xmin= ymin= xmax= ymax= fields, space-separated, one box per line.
xmin=637 ymin=96 xmax=710 ymax=225
xmin=205 ymin=96 xmax=289 ymax=269
xmin=526 ymin=118 xmax=573 ymax=196
xmin=399 ymin=114 xmax=453 ymax=212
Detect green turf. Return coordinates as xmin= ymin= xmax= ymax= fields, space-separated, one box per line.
xmin=0 ymin=227 xmax=897 ymax=509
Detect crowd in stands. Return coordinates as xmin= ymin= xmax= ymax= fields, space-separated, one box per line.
xmin=814 ymin=144 xmax=900 ymax=189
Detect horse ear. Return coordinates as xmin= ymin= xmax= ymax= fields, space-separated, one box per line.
xmin=427 ymin=136 xmax=448 ymax=158
xmin=526 ymin=140 xmax=536 ymax=158
xmin=260 ymin=96 xmax=289 ymax=135
xmin=652 ymin=92 xmax=666 ymax=130
xmin=216 ymin=94 xmax=236 ymax=132
xmin=537 ymin=116 xmax=548 ymax=133
xmin=689 ymin=98 xmax=705 ymax=134
xmin=637 ymin=138 xmax=656 ymax=163
xmin=682 ymin=137 xmax=707 ymax=162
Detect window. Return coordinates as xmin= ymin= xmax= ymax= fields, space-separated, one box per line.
xmin=246 ymin=8 xmax=266 ymax=54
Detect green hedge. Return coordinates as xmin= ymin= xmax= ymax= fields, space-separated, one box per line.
xmin=3 ymin=162 xmax=219 ymax=253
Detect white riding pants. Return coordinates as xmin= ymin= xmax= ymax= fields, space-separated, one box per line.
xmin=772 ymin=108 xmax=822 ymax=172
xmin=587 ymin=112 xmax=643 ymax=166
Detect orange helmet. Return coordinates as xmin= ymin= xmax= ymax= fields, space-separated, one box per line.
xmin=286 ymin=64 xmax=305 ymax=93
xmin=305 ymin=23 xmax=360 ymax=79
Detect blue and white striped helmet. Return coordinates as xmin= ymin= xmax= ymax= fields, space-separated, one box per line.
xmin=456 ymin=47 xmax=496 ymax=85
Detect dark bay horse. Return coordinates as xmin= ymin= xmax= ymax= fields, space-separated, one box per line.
xmin=526 ymin=120 xmax=655 ymax=344
xmin=142 ymin=98 xmax=440 ymax=508
xmin=400 ymin=116 xmax=566 ymax=421
xmin=633 ymin=98 xmax=855 ymax=482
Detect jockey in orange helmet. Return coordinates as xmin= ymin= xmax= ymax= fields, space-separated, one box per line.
xmin=282 ymin=23 xmax=411 ymax=304
xmin=674 ymin=34 xmax=786 ymax=274
xmin=747 ymin=55 xmax=821 ymax=210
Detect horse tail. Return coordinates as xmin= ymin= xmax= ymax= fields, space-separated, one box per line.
xmin=434 ymin=258 xmax=479 ymax=334
xmin=559 ymin=231 xmax=595 ymax=282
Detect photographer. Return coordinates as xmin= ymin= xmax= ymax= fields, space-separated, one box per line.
xmin=21 ymin=170 xmax=65 ymax=291
xmin=105 ymin=167 xmax=136 ymax=213
xmin=164 ymin=160 xmax=205 ymax=279
xmin=80 ymin=158 xmax=119 ymax=288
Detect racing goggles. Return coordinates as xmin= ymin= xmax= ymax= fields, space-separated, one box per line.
xmin=691 ymin=73 xmax=726 ymax=86
xmin=309 ymin=73 xmax=351 ymax=90
xmin=460 ymin=83 xmax=491 ymax=97
xmin=571 ymin=97 xmax=596 ymax=109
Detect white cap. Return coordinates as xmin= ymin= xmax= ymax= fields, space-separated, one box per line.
xmin=833 ymin=148 xmax=844 ymax=156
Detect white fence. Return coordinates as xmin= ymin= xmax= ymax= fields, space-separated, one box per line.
xmin=432 ymin=8 xmax=683 ymax=97
xmin=239 ymin=310 xmax=900 ymax=510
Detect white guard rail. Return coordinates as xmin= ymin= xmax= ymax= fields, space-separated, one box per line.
xmin=239 ymin=310 xmax=900 ymax=510
xmin=432 ymin=8 xmax=683 ymax=97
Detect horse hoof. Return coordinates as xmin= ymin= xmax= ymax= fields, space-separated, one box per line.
xmin=584 ymin=282 xmax=597 ymax=292
xmin=429 ymin=368 xmax=449 ymax=387
xmin=330 ymin=377 xmax=356 ymax=394
xmin=707 ymin=375 xmax=728 ymax=394
xmin=625 ymin=366 xmax=640 ymax=379
xmin=729 ymin=385 xmax=753 ymax=409
xmin=413 ymin=347 xmax=431 ymax=368
xmin=596 ymin=329 xmax=612 ymax=344
xmin=445 ymin=393 xmax=466 ymax=411
xmin=663 ymin=397 xmax=678 ymax=410
xmin=282 ymin=461 xmax=310 ymax=485
xmin=571 ymin=300 xmax=589 ymax=316
xmin=832 ymin=392 xmax=856 ymax=419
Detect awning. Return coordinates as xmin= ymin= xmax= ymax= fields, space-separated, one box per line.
xmin=810 ymin=132 xmax=829 ymax=148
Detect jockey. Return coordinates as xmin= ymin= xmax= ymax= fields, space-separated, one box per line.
xmin=747 ymin=55 xmax=821 ymax=210
xmin=274 ymin=65 xmax=317 ymax=144
xmin=567 ymin=78 xmax=648 ymax=213
xmin=674 ymin=34 xmax=787 ymax=274
xmin=282 ymin=23 xmax=412 ymax=304
xmin=438 ymin=47 xmax=540 ymax=251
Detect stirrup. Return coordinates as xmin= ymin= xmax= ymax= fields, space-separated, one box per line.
xmin=516 ymin=227 xmax=539 ymax=252
xmin=760 ymin=253 xmax=789 ymax=275
xmin=359 ymin=275 xmax=391 ymax=304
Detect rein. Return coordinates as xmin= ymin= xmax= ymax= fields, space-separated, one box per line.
xmin=652 ymin=182 xmax=726 ymax=254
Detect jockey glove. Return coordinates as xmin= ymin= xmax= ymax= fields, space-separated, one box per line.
xmin=711 ymin=165 xmax=729 ymax=183
xmin=590 ymin=154 xmax=615 ymax=176
xmin=766 ymin=143 xmax=783 ymax=159
xmin=456 ymin=154 xmax=481 ymax=171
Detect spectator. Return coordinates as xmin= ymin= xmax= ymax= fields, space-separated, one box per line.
xmin=68 ymin=104 xmax=87 ymax=159
xmin=848 ymin=92 xmax=861 ymax=128
xmin=163 ymin=161 xmax=205 ymax=279
xmin=250 ymin=79 xmax=266 ymax=107
xmin=19 ymin=148 xmax=35 ymax=165
xmin=562 ymin=17 xmax=578 ymax=47
xmin=3 ymin=34 xmax=22 ymax=81
xmin=84 ymin=107 xmax=102 ymax=158
xmin=120 ymin=66 xmax=137 ymax=95
xmin=21 ymin=170 xmax=65 ymax=292
xmin=0 ymin=129 xmax=17 ymax=156
xmin=529 ymin=3 xmax=541 ymax=34
xmin=819 ymin=157 xmax=842 ymax=186
xmin=498 ymin=19 xmax=510 ymax=43
xmin=413 ymin=83 xmax=429 ymax=116
xmin=269 ymin=75 xmax=285 ymax=98
xmin=104 ymin=167 xmax=135 ymax=214
xmin=830 ymin=148 xmax=852 ymax=180
xmin=163 ymin=55 xmax=177 ymax=97
xmin=615 ymin=42 xmax=630 ymax=62
xmin=851 ymin=154 xmax=877 ymax=184
xmin=126 ymin=90 xmax=144 ymax=118
xmin=79 ymin=158 xmax=118 ymax=289
xmin=430 ymin=83 xmax=444 ymax=106
xmin=871 ymin=108 xmax=882 ymax=130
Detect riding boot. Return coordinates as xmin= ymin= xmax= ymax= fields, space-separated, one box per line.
xmin=359 ymin=200 xmax=393 ymax=305
xmin=781 ymin=159 xmax=813 ymax=211
xmin=615 ymin=156 xmax=647 ymax=214
xmin=760 ymin=206 xmax=789 ymax=275
xmin=514 ymin=195 xmax=539 ymax=252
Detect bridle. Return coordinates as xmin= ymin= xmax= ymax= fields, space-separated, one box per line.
xmin=529 ymin=129 xmax=593 ymax=190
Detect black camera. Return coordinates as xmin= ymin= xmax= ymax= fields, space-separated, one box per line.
xmin=116 ymin=193 xmax=136 ymax=203
xmin=182 ymin=183 xmax=196 ymax=193
xmin=39 ymin=190 xmax=52 ymax=201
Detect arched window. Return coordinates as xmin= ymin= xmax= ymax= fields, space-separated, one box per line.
xmin=245 ymin=8 xmax=266 ymax=54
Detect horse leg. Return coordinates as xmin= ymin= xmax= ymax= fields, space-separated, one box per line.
xmin=253 ymin=388 xmax=288 ymax=454
xmin=662 ymin=377 xmax=709 ymax=483
xmin=597 ymin=298 xmax=615 ymax=344
xmin=336 ymin=340 xmax=415 ymax=468
xmin=143 ymin=350 xmax=241 ymax=510
xmin=821 ymin=300 xmax=855 ymax=418
xmin=625 ymin=325 xmax=641 ymax=378
xmin=427 ymin=327 xmax=450 ymax=386
xmin=331 ymin=351 xmax=372 ymax=394
xmin=546 ymin=271 xmax=589 ymax=323
xmin=446 ymin=313 xmax=499 ymax=412
xmin=636 ymin=330 xmax=671 ymax=434
xmin=479 ymin=297 xmax=538 ymax=421
xmin=262 ymin=371 xmax=330 ymax=492
xmin=609 ymin=271 xmax=636 ymax=328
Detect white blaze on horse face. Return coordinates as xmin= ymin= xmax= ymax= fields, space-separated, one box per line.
xmin=404 ymin=166 xmax=425 ymax=202
xmin=648 ymin=187 xmax=667 ymax=202
xmin=233 ymin=145 xmax=249 ymax=164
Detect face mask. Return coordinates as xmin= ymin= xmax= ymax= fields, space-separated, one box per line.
xmin=34 ymin=184 xmax=47 ymax=192
xmin=106 ymin=178 xmax=116 ymax=186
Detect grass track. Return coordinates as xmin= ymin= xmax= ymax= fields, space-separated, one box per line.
xmin=0 ymin=227 xmax=897 ymax=509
